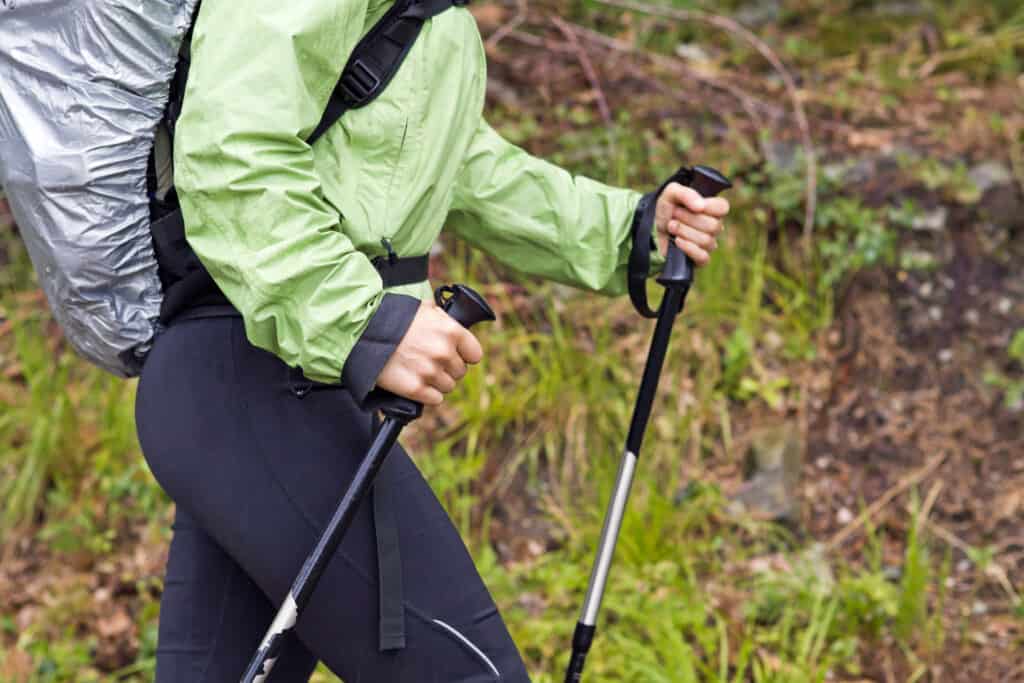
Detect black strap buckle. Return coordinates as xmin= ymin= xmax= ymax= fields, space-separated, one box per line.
xmin=340 ymin=59 xmax=382 ymax=106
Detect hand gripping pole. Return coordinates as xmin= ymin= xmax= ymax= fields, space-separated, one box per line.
xmin=242 ymin=284 xmax=494 ymax=683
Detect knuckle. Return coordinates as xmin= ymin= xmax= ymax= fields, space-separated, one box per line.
xmin=429 ymin=339 xmax=453 ymax=360
xmin=430 ymin=368 xmax=450 ymax=388
xmin=445 ymin=317 xmax=465 ymax=335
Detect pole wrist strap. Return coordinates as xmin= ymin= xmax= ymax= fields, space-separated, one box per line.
xmin=627 ymin=165 xmax=696 ymax=319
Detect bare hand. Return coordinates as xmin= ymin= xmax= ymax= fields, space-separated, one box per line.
xmin=654 ymin=183 xmax=730 ymax=267
xmin=376 ymin=299 xmax=483 ymax=406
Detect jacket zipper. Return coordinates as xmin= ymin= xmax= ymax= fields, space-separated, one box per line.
xmin=381 ymin=118 xmax=410 ymax=250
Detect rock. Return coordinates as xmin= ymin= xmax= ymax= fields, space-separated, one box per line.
xmin=674 ymin=43 xmax=711 ymax=63
xmin=876 ymin=1 xmax=928 ymax=17
xmin=900 ymin=248 xmax=938 ymax=270
xmin=968 ymin=161 xmax=1012 ymax=195
xmin=735 ymin=0 xmax=781 ymax=26
xmin=764 ymin=140 xmax=802 ymax=175
xmin=822 ymin=157 xmax=882 ymax=185
xmin=731 ymin=422 xmax=803 ymax=522
xmin=911 ymin=206 xmax=948 ymax=232
xmin=836 ymin=507 xmax=854 ymax=525
xmin=979 ymin=184 xmax=1024 ymax=231
xmin=844 ymin=156 xmax=882 ymax=185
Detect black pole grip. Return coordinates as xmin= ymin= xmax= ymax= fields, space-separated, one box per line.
xmin=379 ymin=284 xmax=495 ymax=421
xmin=656 ymin=165 xmax=732 ymax=288
xmin=435 ymin=283 xmax=496 ymax=329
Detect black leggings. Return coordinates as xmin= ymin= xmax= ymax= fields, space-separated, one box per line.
xmin=135 ymin=315 xmax=530 ymax=682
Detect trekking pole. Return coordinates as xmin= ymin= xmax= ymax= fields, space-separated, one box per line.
xmin=564 ymin=166 xmax=731 ymax=682
xmin=242 ymin=284 xmax=496 ymax=683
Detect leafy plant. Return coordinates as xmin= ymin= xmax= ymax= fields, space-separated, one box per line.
xmin=984 ymin=328 xmax=1024 ymax=409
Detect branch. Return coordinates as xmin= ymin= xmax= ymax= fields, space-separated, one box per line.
xmin=485 ymin=0 xmax=529 ymax=52
xmin=825 ymin=453 xmax=946 ymax=552
xmin=550 ymin=16 xmax=614 ymax=130
xmin=592 ymin=0 xmax=818 ymax=251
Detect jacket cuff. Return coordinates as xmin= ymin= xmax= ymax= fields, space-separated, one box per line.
xmin=341 ymin=293 xmax=420 ymax=407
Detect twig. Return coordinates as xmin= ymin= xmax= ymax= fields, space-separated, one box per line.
xmin=550 ymin=16 xmax=614 ymax=131
xmin=592 ymin=0 xmax=818 ymax=252
xmin=918 ymin=516 xmax=1022 ymax=607
xmin=507 ymin=25 xmax=771 ymax=164
xmin=917 ymin=480 xmax=943 ymax=525
xmin=918 ymin=25 xmax=1024 ymax=79
xmin=485 ymin=0 xmax=529 ymax=51
xmin=825 ymin=453 xmax=947 ymax=552
xmin=565 ymin=23 xmax=771 ymax=153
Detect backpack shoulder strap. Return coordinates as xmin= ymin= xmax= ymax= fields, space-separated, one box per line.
xmin=307 ymin=0 xmax=467 ymax=145
xmin=163 ymin=0 xmax=466 ymax=147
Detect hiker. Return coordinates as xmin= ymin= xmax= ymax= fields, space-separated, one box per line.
xmin=131 ymin=2 xmax=729 ymax=682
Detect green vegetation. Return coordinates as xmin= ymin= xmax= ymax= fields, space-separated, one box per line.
xmin=0 ymin=173 xmax=948 ymax=681
xmin=985 ymin=329 xmax=1024 ymax=410
xmin=4 ymin=0 xmax=1023 ymax=680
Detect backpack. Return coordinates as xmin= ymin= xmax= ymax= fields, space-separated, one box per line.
xmin=0 ymin=0 xmax=462 ymax=376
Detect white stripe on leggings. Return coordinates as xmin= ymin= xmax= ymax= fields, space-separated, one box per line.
xmin=432 ymin=618 xmax=501 ymax=679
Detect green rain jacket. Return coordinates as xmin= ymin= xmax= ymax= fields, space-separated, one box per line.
xmin=174 ymin=0 xmax=664 ymax=398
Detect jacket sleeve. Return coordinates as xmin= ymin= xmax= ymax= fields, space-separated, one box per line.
xmin=173 ymin=0 xmax=417 ymax=394
xmin=447 ymin=119 xmax=665 ymax=297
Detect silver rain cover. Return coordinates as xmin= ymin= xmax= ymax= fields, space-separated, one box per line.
xmin=0 ymin=0 xmax=199 ymax=376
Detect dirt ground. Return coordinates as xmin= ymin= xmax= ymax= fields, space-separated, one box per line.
xmin=3 ymin=4 xmax=1023 ymax=680
xmin=802 ymin=171 xmax=1024 ymax=681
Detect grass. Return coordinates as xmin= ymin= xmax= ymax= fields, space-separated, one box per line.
xmin=0 ymin=161 xmax=948 ymax=680
xmin=0 ymin=163 xmax=949 ymax=681
xmin=5 ymin=0 xmax=1022 ymax=678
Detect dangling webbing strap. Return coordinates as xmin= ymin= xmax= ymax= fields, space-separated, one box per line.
xmin=370 ymin=411 xmax=406 ymax=651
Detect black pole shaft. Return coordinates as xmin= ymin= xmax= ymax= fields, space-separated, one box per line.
xmin=241 ymin=417 xmax=406 ymax=683
xmin=624 ymin=285 xmax=685 ymax=455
